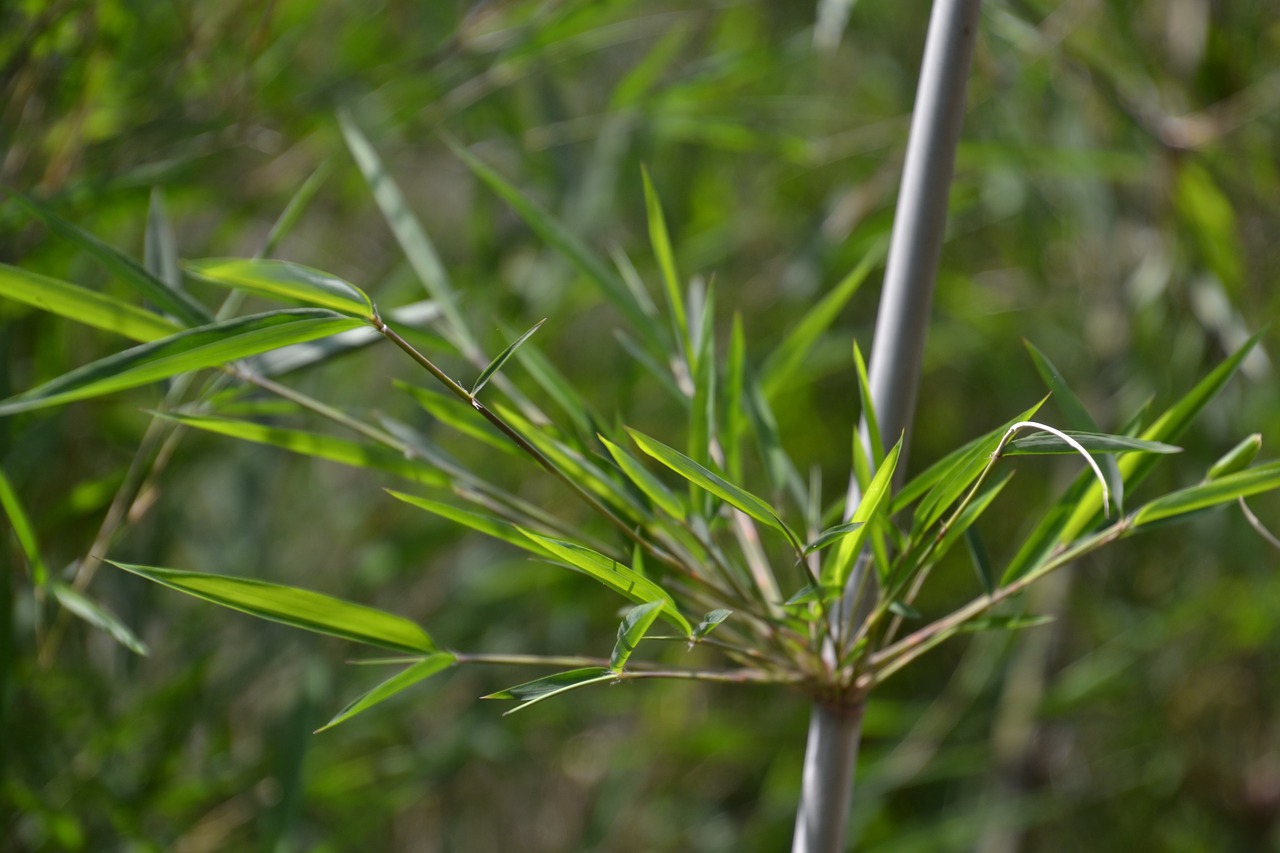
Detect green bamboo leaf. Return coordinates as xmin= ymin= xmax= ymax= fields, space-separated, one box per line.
xmin=1207 ymin=434 xmax=1262 ymax=480
xmin=185 ymin=258 xmax=374 ymax=318
xmin=932 ymin=473 xmax=1013 ymax=565
xmin=109 ymin=561 xmax=436 ymax=654
xmin=446 ymin=138 xmax=660 ymax=349
xmin=262 ymin=160 xmax=333 ymax=259
xmin=51 ymin=582 xmax=149 ymax=656
xmin=385 ymin=490 xmax=556 ymax=557
xmin=396 ymin=382 xmax=514 ymax=455
xmin=1131 ymin=460 xmax=1280 ymax=527
xmin=957 ymin=614 xmax=1054 ymax=634
xmin=8 ymin=191 xmax=211 ymax=326
xmin=338 ymin=111 xmax=471 ymax=344
xmin=1024 ymin=340 xmax=1096 ymax=432
xmin=144 ymin=188 xmax=181 ymax=288
xmin=599 ymin=436 xmax=687 ymax=520
xmin=1003 ymin=431 xmax=1180 ymax=456
xmin=825 ymin=437 xmax=902 ymax=587
xmin=692 ymin=609 xmax=732 ymax=640
xmin=471 ymin=319 xmax=546 ymax=397
xmin=610 ymin=600 xmax=664 ymax=672
xmin=642 ymin=165 xmax=689 ymax=359
xmin=317 ymin=653 xmax=455 ymax=732
xmin=521 ymin=531 xmax=692 ymax=636
xmin=0 ymin=468 xmax=49 ymax=585
xmin=853 ymin=341 xmax=884 ymax=465
xmin=784 ymin=584 xmax=841 ymax=606
xmin=626 ymin=428 xmax=801 ymax=551
xmin=888 ymin=600 xmax=921 ymax=620
xmin=158 ymin=413 xmax=449 ymax=487
xmin=964 ymin=527 xmax=995 ymax=595
xmin=0 ymin=264 xmax=183 ymax=342
xmin=482 ymin=667 xmax=615 ymax=715
xmin=804 ymin=522 xmax=865 ymax=555
xmin=759 ymin=240 xmax=885 ymax=399
xmin=249 ymin=301 xmax=440 ymax=378
xmin=509 ymin=336 xmax=600 ymax=442
xmin=0 ymin=310 xmax=365 ymax=416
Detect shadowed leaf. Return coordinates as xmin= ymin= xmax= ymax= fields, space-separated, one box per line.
xmin=317 ymin=653 xmax=455 ymax=732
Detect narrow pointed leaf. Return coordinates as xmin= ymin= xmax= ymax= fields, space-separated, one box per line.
xmin=471 ymin=319 xmax=545 ymax=397
xmin=964 ymin=527 xmax=995 ymax=594
xmin=158 ymin=413 xmax=449 ymax=486
xmin=483 ymin=667 xmax=614 ymax=715
xmin=627 ymin=428 xmax=801 ymax=550
xmin=825 ymin=438 xmax=902 ymax=587
xmin=724 ymin=315 xmax=748 ymax=482
xmin=9 ymin=191 xmax=211 ymax=326
xmin=386 ymin=490 xmax=556 ymax=557
xmin=1131 ymin=460 xmax=1280 ymax=527
xmin=0 ymin=310 xmax=364 ymax=416
xmin=785 ymin=584 xmax=841 ymax=606
xmin=317 ymin=653 xmax=455 ymax=732
xmin=957 ymin=614 xmax=1054 ymax=633
xmin=0 ymin=264 xmax=184 ymax=342
xmin=610 ymin=600 xmax=664 ymax=672
xmin=853 ymin=341 xmax=884 ymax=465
xmin=642 ymin=165 xmax=689 ymax=358
xmin=262 ymin=160 xmax=333 ymax=258
xmin=599 ymin=436 xmax=686 ymax=520
xmin=804 ymin=522 xmax=864 ymax=555
xmin=1003 ymin=432 xmax=1180 ymax=456
xmin=0 ymin=469 xmax=49 ymax=585
xmin=145 ymin=188 xmax=181 ymax=288
xmin=521 ymin=532 xmax=691 ymax=636
xmin=760 ymin=240 xmax=885 ymax=398
xmin=51 ymin=582 xmax=149 ymax=656
xmin=185 ymin=258 xmax=374 ymax=317
xmin=693 ymin=609 xmax=732 ymax=640
xmin=109 ymin=561 xmax=436 ymax=654
xmin=1024 ymin=340 xmax=1097 ymax=431
xmin=396 ymin=382 xmax=514 ymax=454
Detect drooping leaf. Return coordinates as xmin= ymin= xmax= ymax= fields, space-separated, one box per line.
xmin=692 ymin=609 xmax=732 ymax=640
xmin=386 ymin=490 xmax=556 ymax=557
xmin=158 ymin=413 xmax=449 ymax=486
xmin=0 ymin=264 xmax=183 ymax=342
xmin=0 ymin=468 xmax=49 ymax=585
xmin=317 ymin=653 xmax=456 ymax=732
xmin=8 ymin=191 xmax=211 ymax=327
xmin=0 ymin=310 xmax=365 ymax=416
xmin=1003 ymin=431 xmax=1180 ymax=456
xmin=1207 ymin=434 xmax=1262 ymax=480
xmin=626 ymin=428 xmax=801 ymax=551
xmin=520 ymin=532 xmax=691 ymax=636
xmin=1131 ymin=460 xmax=1280 ymax=527
xmin=610 ymin=600 xmax=664 ymax=672
xmin=109 ymin=561 xmax=436 ymax=654
xmin=482 ymin=667 xmax=615 ymax=715
xmin=51 ymin=582 xmax=149 ymax=656
xmin=471 ymin=319 xmax=546 ymax=397
xmin=185 ymin=258 xmax=374 ymax=318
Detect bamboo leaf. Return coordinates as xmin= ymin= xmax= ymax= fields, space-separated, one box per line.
xmin=109 ymin=561 xmax=436 ymax=654
xmin=8 ymin=191 xmax=211 ymax=326
xmin=1003 ymin=431 xmax=1180 ymax=456
xmin=693 ymin=609 xmax=732 ymax=640
xmin=1023 ymin=340 xmax=1096 ymax=432
xmin=158 ymin=413 xmax=449 ymax=487
xmin=1131 ymin=460 xmax=1280 ymax=527
xmin=642 ymin=165 xmax=689 ymax=359
xmin=482 ymin=667 xmax=615 ymax=715
xmin=825 ymin=437 xmax=903 ymax=587
xmin=964 ymin=527 xmax=995 ymax=595
xmin=804 ymin=521 xmax=865 ymax=555
xmin=610 ymin=600 xmax=664 ymax=672
xmin=396 ymin=382 xmax=514 ymax=454
xmin=854 ymin=340 xmax=883 ymax=465
xmin=471 ymin=319 xmax=546 ymax=397
xmin=0 ymin=264 xmax=183 ymax=342
xmin=0 ymin=310 xmax=365 ymax=416
xmin=626 ymin=428 xmax=801 ymax=550
xmin=51 ymin=582 xmax=149 ymax=656
xmin=0 ymin=468 xmax=49 ymax=585
xmin=599 ymin=436 xmax=687 ymax=520
xmin=760 ymin=240 xmax=885 ymax=399
xmin=144 ymin=188 xmax=181 ymax=288
xmin=185 ymin=258 xmax=374 ymax=318
xmin=520 ymin=531 xmax=692 ymax=636
xmin=317 ymin=653 xmax=455 ymax=732
xmin=1207 ymin=434 xmax=1261 ymax=480
xmin=957 ymin=614 xmax=1054 ymax=633
xmin=386 ymin=490 xmax=556 ymax=557
xmin=262 ymin=161 xmax=333 ymax=258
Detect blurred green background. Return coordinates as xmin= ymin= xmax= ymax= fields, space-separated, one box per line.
xmin=2 ymin=0 xmax=1278 ymax=850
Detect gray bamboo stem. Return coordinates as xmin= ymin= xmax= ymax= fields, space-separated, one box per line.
xmin=792 ymin=0 xmax=983 ymax=849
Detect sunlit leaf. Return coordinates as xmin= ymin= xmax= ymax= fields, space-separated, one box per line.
xmin=610 ymin=600 xmax=663 ymax=672
xmin=599 ymin=436 xmax=686 ymax=520
xmin=317 ymin=653 xmax=455 ymax=732
xmin=185 ymin=258 xmax=374 ymax=318
xmin=0 ymin=468 xmax=49 ymax=585
xmin=1207 ymin=434 xmax=1261 ymax=480
xmin=804 ymin=521 xmax=864 ymax=555
xmin=825 ymin=437 xmax=902 ymax=587
xmin=0 ymin=310 xmax=365 ymax=416
xmin=0 ymin=264 xmax=183 ymax=342
xmin=386 ymin=490 xmax=556 ymax=557
xmin=1131 ymin=460 xmax=1280 ymax=527
xmin=109 ymin=561 xmax=436 ymax=654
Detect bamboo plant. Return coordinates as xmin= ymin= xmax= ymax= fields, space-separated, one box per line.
xmin=2 ymin=47 xmax=1278 ymax=853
